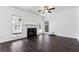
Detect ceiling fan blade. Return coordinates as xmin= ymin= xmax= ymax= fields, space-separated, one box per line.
xmin=38 ymin=10 xmax=42 ymax=12
xmin=48 ymin=7 xmax=55 ymax=10
xmin=48 ymin=11 xmax=52 ymax=13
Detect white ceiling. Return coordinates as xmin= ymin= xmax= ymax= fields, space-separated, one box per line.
xmin=13 ymin=6 xmax=40 ymax=15
xmin=13 ymin=6 xmax=77 ymax=15
xmin=16 ymin=6 xmax=39 ymax=11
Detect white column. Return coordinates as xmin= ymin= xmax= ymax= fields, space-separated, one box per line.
xmin=41 ymin=16 xmax=45 ymax=34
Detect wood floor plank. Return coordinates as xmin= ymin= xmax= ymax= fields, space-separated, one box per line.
xmin=0 ymin=34 xmax=79 ymax=52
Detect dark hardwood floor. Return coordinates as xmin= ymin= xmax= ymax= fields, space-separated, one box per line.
xmin=0 ymin=34 xmax=79 ymax=52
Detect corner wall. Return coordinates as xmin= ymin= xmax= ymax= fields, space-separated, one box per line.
xmin=47 ymin=7 xmax=78 ymax=39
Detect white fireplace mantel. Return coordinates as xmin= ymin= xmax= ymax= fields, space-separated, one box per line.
xmin=22 ymin=24 xmax=39 ymax=37
xmin=24 ymin=24 xmax=39 ymax=26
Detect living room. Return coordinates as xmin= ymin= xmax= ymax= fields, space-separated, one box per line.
xmin=0 ymin=6 xmax=78 ymax=52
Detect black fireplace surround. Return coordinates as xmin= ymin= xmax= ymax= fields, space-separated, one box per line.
xmin=27 ymin=28 xmax=37 ymax=38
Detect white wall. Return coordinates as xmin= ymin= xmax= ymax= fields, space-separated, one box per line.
xmin=77 ymin=7 xmax=79 ymax=40
xmin=0 ymin=6 xmax=42 ymax=43
xmin=46 ymin=7 xmax=78 ymax=39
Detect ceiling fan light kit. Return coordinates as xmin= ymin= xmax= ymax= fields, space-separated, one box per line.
xmin=38 ymin=6 xmax=55 ymax=14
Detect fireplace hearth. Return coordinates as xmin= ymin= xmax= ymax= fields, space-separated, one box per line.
xmin=27 ymin=28 xmax=37 ymax=38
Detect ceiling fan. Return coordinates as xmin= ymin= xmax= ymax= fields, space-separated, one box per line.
xmin=38 ymin=6 xmax=55 ymax=14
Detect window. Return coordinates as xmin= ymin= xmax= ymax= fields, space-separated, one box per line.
xmin=44 ymin=21 xmax=49 ymax=32
xmin=12 ymin=15 xmax=22 ymax=36
xmin=39 ymin=23 xmax=42 ymax=33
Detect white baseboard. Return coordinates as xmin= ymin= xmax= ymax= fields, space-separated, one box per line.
xmin=0 ymin=36 xmax=27 ymax=43
xmin=55 ymin=34 xmax=77 ymax=39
